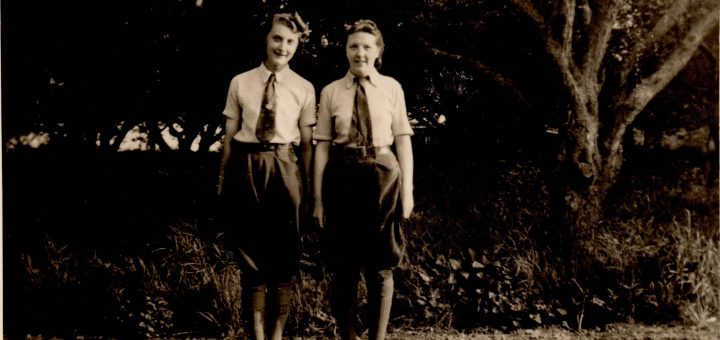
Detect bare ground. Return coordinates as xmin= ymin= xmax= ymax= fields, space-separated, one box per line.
xmin=383 ymin=322 xmax=720 ymax=340
xmin=17 ymin=322 xmax=720 ymax=340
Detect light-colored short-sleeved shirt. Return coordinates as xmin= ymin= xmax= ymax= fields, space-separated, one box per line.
xmin=314 ymin=69 xmax=413 ymax=147
xmin=223 ymin=63 xmax=316 ymax=145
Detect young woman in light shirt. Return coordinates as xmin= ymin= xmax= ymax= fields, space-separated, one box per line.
xmin=217 ymin=12 xmax=314 ymax=340
xmin=313 ymin=19 xmax=414 ymax=340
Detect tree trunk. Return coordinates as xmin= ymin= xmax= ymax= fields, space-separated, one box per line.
xmin=552 ymin=82 xmax=609 ymax=272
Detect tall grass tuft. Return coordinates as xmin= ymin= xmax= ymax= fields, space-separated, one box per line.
xmin=666 ymin=210 xmax=720 ymax=325
xmin=158 ymin=222 xmax=243 ymax=338
xmin=286 ymin=229 xmax=336 ymax=338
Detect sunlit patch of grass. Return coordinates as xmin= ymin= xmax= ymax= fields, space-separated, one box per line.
xmin=666 ymin=211 xmax=720 ymax=325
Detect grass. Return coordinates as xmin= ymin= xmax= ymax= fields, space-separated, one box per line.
xmin=4 ymin=150 xmax=719 ymax=338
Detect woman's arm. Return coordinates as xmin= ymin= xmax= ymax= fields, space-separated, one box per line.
xmin=218 ymin=117 xmax=239 ymax=196
xmin=395 ymin=134 xmax=414 ymax=218
xmin=313 ymin=140 xmax=330 ymax=228
xmin=299 ymin=125 xmax=314 ymax=215
xmin=299 ymin=125 xmax=314 ymax=182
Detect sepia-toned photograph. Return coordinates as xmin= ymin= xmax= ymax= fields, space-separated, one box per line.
xmin=3 ymin=0 xmax=718 ymax=339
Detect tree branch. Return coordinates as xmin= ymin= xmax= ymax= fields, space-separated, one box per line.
xmin=509 ymin=0 xmax=575 ymax=78
xmin=416 ymin=36 xmax=526 ymax=103
xmin=508 ymin=0 xmax=545 ymax=30
xmin=616 ymin=0 xmax=691 ymax=87
xmin=698 ymin=40 xmax=718 ymax=65
xmin=578 ymin=0 xmax=592 ymax=28
xmin=581 ymin=0 xmax=621 ymax=84
xmin=149 ymin=122 xmax=174 ymax=152
xmin=574 ymin=0 xmax=593 ymax=70
xmin=109 ymin=121 xmax=134 ymax=152
xmin=608 ymin=7 xmax=719 ymax=155
xmin=197 ymin=122 xmax=223 ymax=153
xmin=559 ymin=0 xmax=576 ymax=58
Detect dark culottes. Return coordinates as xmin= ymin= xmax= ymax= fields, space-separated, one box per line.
xmin=322 ymin=148 xmax=406 ymax=270
xmin=221 ymin=141 xmax=303 ymax=286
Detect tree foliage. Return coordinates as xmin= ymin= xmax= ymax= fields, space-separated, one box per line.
xmin=3 ymin=0 xmax=716 ymax=156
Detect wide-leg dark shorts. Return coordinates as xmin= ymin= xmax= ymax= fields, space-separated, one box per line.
xmin=221 ymin=141 xmax=303 ymax=285
xmin=322 ymin=147 xmax=406 ymax=270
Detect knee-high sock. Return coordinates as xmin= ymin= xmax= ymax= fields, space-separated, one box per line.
xmin=242 ymin=285 xmax=266 ymax=340
xmin=367 ymin=269 xmax=394 ymax=340
xmin=331 ymin=269 xmax=361 ymax=340
xmin=267 ymin=281 xmax=294 ymax=340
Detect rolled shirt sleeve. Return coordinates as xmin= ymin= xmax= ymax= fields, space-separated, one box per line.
xmin=390 ymin=81 xmax=413 ymax=137
xmin=314 ymin=86 xmax=333 ymax=141
xmin=223 ymin=77 xmax=241 ymax=120
xmin=299 ymin=84 xmax=317 ymax=128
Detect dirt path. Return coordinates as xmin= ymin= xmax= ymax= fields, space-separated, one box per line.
xmin=381 ymin=323 xmax=720 ymax=340
xmin=19 ymin=322 xmax=719 ymax=339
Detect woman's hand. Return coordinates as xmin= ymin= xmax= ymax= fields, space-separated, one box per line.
xmin=217 ymin=117 xmax=238 ymax=198
xmin=401 ymin=192 xmax=414 ymax=219
xmin=313 ymin=141 xmax=330 ymax=230
xmin=313 ymin=201 xmax=326 ymax=229
xmin=395 ymin=135 xmax=414 ymax=220
xmin=217 ymin=175 xmax=225 ymax=197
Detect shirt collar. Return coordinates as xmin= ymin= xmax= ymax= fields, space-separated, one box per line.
xmin=343 ymin=69 xmax=379 ymax=89
xmin=260 ymin=63 xmax=290 ymax=83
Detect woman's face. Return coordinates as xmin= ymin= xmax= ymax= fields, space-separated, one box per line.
xmin=346 ymin=32 xmax=379 ymax=77
xmin=265 ymin=23 xmax=300 ymax=72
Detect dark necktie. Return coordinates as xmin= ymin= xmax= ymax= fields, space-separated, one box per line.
xmin=255 ymin=73 xmax=276 ymax=143
xmin=350 ymin=77 xmax=372 ymax=146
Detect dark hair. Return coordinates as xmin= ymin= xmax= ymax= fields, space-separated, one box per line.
xmin=270 ymin=12 xmax=311 ymax=43
xmin=345 ymin=19 xmax=384 ymax=69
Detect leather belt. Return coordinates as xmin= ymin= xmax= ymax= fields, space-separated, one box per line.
xmin=232 ymin=141 xmax=292 ymax=153
xmin=332 ymin=145 xmax=391 ymax=158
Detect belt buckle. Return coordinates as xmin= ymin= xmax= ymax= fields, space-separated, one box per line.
xmin=360 ymin=146 xmax=368 ymax=158
xmin=260 ymin=143 xmax=277 ymax=151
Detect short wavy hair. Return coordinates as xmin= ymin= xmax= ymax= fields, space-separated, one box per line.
xmin=270 ymin=12 xmax=311 ymax=43
xmin=345 ymin=19 xmax=384 ymax=69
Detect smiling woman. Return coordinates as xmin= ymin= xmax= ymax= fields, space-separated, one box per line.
xmin=313 ymin=19 xmax=415 ymax=340
xmin=345 ymin=19 xmax=384 ymax=75
xmin=215 ymin=11 xmax=316 ymax=340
